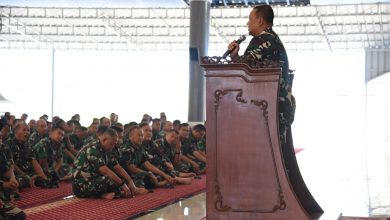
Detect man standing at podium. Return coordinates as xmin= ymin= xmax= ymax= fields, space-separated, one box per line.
xmin=228 ymin=4 xmax=294 ymax=150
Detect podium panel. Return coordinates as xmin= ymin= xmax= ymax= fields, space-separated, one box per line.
xmin=201 ymin=60 xmax=322 ymax=220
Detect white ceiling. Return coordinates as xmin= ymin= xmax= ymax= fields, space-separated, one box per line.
xmin=0 ymin=1 xmax=389 ymax=51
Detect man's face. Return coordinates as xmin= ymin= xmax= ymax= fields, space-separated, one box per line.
xmin=152 ymin=121 xmax=161 ymax=131
xmin=89 ymin=123 xmax=98 ymax=134
xmin=100 ymin=133 xmax=118 ymax=152
xmin=130 ymin=128 xmax=144 ymax=145
xmin=163 ymin=121 xmax=173 ymax=132
xmin=110 ymin=114 xmax=117 ymax=122
xmin=102 ymin=118 xmax=111 ymax=127
xmin=36 ymin=120 xmax=47 ymax=135
xmin=0 ymin=125 xmax=10 ymax=141
xmin=179 ymin=126 xmax=189 ymax=139
xmin=50 ymin=128 xmax=65 ymax=142
xmin=15 ymin=124 xmax=30 ymax=143
xmin=75 ymin=129 xmax=87 ymax=139
xmin=192 ymin=130 xmax=205 ymax=140
xmin=28 ymin=120 xmax=37 ymax=130
xmin=117 ymin=131 xmax=124 ymax=145
xmin=141 ymin=125 xmax=152 ymax=141
xmin=165 ymin=131 xmax=177 ymax=144
xmin=247 ymin=9 xmax=262 ymax=36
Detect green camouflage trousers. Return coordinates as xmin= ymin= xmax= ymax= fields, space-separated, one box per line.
xmin=72 ymin=176 xmax=121 ymax=198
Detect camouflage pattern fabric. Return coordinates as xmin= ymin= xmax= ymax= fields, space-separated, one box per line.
xmin=0 ymin=145 xmax=26 ymax=220
xmin=72 ymin=140 xmax=121 ymax=198
xmin=28 ymin=132 xmax=46 ymax=149
xmin=243 ymin=27 xmax=294 ymax=149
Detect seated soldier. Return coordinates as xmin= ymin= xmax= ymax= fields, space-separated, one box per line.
xmin=178 ymin=123 xmax=206 ymax=174
xmin=0 ymin=118 xmax=10 ymax=143
xmin=140 ymin=123 xmax=195 ymax=179
xmin=0 ymin=145 xmax=26 ymax=220
xmin=3 ymin=122 xmax=34 ymax=190
xmin=83 ymin=122 xmax=99 ymax=146
xmin=72 ymin=127 xmax=136 ymax=200
xmin=69 ymin=126 xmax=87 ymax=151
xmin=158 ymin=120 xmax=173 ymax=139
xmin=100 ymin=117 xmax=111 ymax=127
xmin=28 ymin=119 xmax=37 ymax=134
xmin=110 ymin=125 xmax=148 ymax=195
xmin=173 ymin=120 xmax=181 ymax=132
xmin=31 ymin=126 xmax=66 ymax=188
xmin=151 ymin=118 xmax=161 ymax=141
xmin=189 ymin=124 xmax=207 ymax=163
xmin=52 ymin=119 xmax=79 ymax=180
xmin=28 ymin=119 xmax=47 ymax=147
xmin=119 ymin=126 xmax=177 ymax=189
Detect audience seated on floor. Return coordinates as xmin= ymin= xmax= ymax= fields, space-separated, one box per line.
xmin=0 ymin=111 xmax=207 ymax=207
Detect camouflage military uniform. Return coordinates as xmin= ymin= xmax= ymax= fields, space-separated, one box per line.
xmin=3 ymin=137 xmax=34 ymax=189
xmin=244 ymin=27 xmax=294 ymax=149
xmin=72 ymin=140 xmax=121 ymax=198
xmin=82 ymin=134 xmax=97 ymax=146
xmin=151 ymin=130 xmax=160 ymax=141
xmin=119 ymin=139 xmax=154 ymax=188
xmin=28 ymin=131 xmax=46 ymax=149
xmin=0 ymin=145 xmax=26 ymax=220
xmin=31 ymin=137 xmax=64 ymax=188
xmin=154 ymin=138 xmax=189 ymax=174
xmin=69 ymin=133 xmax=84 ymax=151
xmin=181 ymin=137 xmax=206 ymax=171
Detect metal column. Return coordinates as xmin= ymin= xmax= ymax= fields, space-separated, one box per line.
xmin=188 ymin=0 xmax=210 ymax=122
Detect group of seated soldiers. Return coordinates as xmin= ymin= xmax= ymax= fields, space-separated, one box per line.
xmin=0 ymin=112 xmax=206 ymax=219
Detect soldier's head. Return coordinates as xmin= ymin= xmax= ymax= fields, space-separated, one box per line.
xmin=129 ymin=126 xmax=143 ymax=145
xmin=98 ymin=127 xmax=118 ymax=152
xmin=75 ymin=126 xmax=87 ymax=139
xmin=0 ymin=118 xmax=10 ymax=142
xmin=110 ymin=113 xmax=118 ymax=124
xmin=14 ymin=122 xmax=30 ymax=143
xmin=173 ymin=120 xmax=181 ymax=131
xmin=139 ymin=122 xmax=152 ymax=141
xmin=111 ymin=123 xmax=124 ymax=145
xmin=178 ymin=123 xmax=190 ymax=139
xmin=36 ymin=119 xmax=48 ymax=136
xmin=88 ymin=122 xmax=99 ymax=135
xmin=192 ymin=124 xmax=206 ymax=140
xmin=151 ymin=118 xmax=161 ymax=131
xmin=50 ymin=126 xmax=65 ymax=143
xmin=247 ymin=5 xmax=274 ymax=36
xmin=164 ymin=129 xmax=178 ymax=145
xmin=100 ymin=117 xmax=111 ymax=127
xmin=21 ymin=113 xmax=28 ymax=121
xmin=162 ymin=121 xmax=173 ymax=133
xmin=28 ymin=119 xmax=37 ymax=132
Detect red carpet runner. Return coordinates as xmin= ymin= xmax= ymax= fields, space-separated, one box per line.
xmin=22 ymin=176 xmax=205 ymax=220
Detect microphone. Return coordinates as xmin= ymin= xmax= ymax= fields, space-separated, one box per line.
xmin=222 ymin=35 xmax=246 ymax=59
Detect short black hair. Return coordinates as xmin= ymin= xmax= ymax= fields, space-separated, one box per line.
xmin=138 ymin=122 xmax=149 ymax=128
xmin=192 ymin=124 xmax=206 ymax=132
xmin=178 ymin=123 xmax=189 ymax=129
xmin=173 ymin=120 xmax=181 ymax=126
xmin=152 ymin=118 xmax=161 ymax=123
xmin=254 ymin=5 xmax=274 ymax=25
xmin=97 ymin=125 xmax=109 ymax=135
xmin=129 ymin=125 xmax=141 ymax=135
xmin=111 ymin=125 xmax=123 ymax=133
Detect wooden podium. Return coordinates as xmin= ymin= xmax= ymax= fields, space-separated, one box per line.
xmin=201 ymin=57 xmax=323 ymax=220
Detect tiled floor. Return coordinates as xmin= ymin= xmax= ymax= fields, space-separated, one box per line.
xmin=134 ymin=145 xmax=390 ymax=220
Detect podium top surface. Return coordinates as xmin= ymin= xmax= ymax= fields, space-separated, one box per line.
xmin=200 ymin=56 xmax=281 ymax=74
